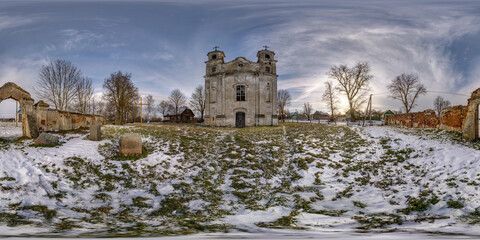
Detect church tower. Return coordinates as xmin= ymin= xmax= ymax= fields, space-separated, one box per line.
xmin=257 ymin=46 xmax=277 ymax=76
xmin=206 ymin=47 xmax=225 ymax=76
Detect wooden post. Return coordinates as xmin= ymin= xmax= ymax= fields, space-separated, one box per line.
xmin=135 ymin=97 xmax=150 ymax=126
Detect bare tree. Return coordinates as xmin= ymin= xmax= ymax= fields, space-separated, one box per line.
xmin=322 ymin=81 xmax=338 ymax=123
xmin=169 ymin=89 xmax=187 ymax=122
xmin=284 ymin=108 xmax=290 ymax=122
xmin=433 ymin=96 xmax=451 ymax=116
xmin=158 ymin=100 xmax=171 ymax=119
xmin=387 ymin=73 xmax=427 ymax=113
xmin=103 ymin=100 xmax=116 ymax=122
xmin=327 ymin=61 xmax=372 ymax=120
xmin=36 ymin=59 xmax=82 ymax=111
xmin=294 ymin=109 xmax=299 ymax=122
xmin=277 ymin=89 xmax=292 ymax=122
xmin=144 ymin=95 xmax=155 ymax=120
xmin=190 ymin=85 xmax=206 ymax=120
xmin=96 ymin=100 xmax=105 ymax=116
xmin=303 ymin=102 xmax=313 ymax=121
xmin=102 ymin=71 xmax=139 ymax=125
xmin=74 ymin=77 xmax=94 ymax=114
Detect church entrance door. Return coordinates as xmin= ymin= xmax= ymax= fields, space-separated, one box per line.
xmin=236 ymin=112 xmax=245 ymax=128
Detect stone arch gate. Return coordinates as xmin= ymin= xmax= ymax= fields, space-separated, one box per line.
xmin=0 ymin=82 xmax=38 ymax=138
xmin=463 ymin=88 xmax=480 ymax=140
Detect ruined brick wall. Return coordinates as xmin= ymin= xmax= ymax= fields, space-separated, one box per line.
xmin=386 ymin=113 xmax=413 ymax=128
xmin=386 ymin=107 xmax=470 ymax=133
xmin=386 ymin=110 xmax=440 ymax=129
xmin=36 ymin=108 xmax=105 ymax=132
xmin=439 ymin=105 xmax=468 ymax=132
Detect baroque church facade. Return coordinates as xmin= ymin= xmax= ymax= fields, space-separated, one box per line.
xmin=204 ymin=48 xmax=278 ymax=127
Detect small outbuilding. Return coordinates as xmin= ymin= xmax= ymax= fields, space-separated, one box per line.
xmin=164 ymin=107 xmax=195 ymax=123
xmin=382 ymin=110 xmax=395 ymax=119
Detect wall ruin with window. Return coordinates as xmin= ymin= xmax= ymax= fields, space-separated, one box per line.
xmin=0 ymin=82 xmax=104 ymax=138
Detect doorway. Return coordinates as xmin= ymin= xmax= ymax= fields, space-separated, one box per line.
xmin=0 ymin=99 xmax=23 ymax=140
xmin=236 ymin=112 xmax=245 ymax=128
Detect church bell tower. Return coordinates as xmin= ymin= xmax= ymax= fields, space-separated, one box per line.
xmin=206 ymin=46 xmax=225 ymax=76
xmin=257 ymin=46 xmax=277 ymax=75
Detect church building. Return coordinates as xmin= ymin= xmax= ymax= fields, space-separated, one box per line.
xmin=204 ymin=47 xmax=278 ymax=127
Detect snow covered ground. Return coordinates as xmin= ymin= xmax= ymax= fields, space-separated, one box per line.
xmin=0 ymin=123 xmax=479 ymax=239
xmin=0 ymin=122 xmax=22 ymax=139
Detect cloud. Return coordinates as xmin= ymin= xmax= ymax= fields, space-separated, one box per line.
xmin=234 ymin=1 xmax=480 ymax=112
xmin=60 ymin=29 xmax=103 ymax=51
xmin=0 ymin=14 xmax=37 ymax=32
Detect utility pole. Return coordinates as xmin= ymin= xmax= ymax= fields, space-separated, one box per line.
xmin=135 ymin=97 xmax=150 ymax=126
xmin=362 ymin=94 xmax=373 ymax=127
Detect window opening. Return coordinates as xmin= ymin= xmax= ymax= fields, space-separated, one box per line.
xmin=236 ymin=85 xmax=246 ymax=101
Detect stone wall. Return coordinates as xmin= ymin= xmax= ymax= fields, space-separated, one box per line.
xmin=36 ymin=107 xmax=104 ymax=132
xmin=462 ymin=89 xmax=480 ymax=140
xmin=385 ymin=88 xmax=480 ymax=140
xmin=385 ymin=110 xmax=439 ymax=129
xmin=439 ymin=105 xmax=468 ymax=132
xmin=0 ymin=82 xmax=104 ymax=137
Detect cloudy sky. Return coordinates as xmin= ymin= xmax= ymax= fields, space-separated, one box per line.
xmin=1 ymin=0 xmax=480 ymax=117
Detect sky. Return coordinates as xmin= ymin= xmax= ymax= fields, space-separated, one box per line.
xmin=1 ymin=0 xmax=480 ymax=117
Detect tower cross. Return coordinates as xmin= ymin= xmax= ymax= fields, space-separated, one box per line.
xmin=135 ymin=97 xmax=150 ymax=126
xmin=263 ymin=45 xmax=269 ymax=50
xmin=213 ymin=46 xmax=220 ymax=51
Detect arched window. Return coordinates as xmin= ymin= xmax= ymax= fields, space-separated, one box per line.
xmin=236 ymin=85 xmax=246 ymax=101
xmin=212 ymin=55 xmax=217 ymax=60
xmin=212 ymin=67 xmax=216 ymax=73
xmin=265 ymin=54 xmax=270 ymax=59
xmin=266 ymin=66 xmax=271 ymax=73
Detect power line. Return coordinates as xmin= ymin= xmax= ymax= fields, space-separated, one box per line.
xmin=425 ymin=91 xmax=469 ymax=97
xmin=371 ymin=91 xmax=469 ymax=97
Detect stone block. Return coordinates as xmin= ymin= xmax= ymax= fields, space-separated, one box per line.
xmin=34 ymin=132 xmax=59 ymax=146
xmin=89 ymin=125 xmax=102 ymax=141
xmin=119 ymin=133 xmax=142 ymax=155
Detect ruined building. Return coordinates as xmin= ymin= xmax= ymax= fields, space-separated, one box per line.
xmin=204 ymin=47 xmax=278 ymax=127
xmin=0 ymin=82 xmax=104 ymax=138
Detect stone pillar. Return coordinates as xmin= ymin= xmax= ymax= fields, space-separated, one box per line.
xmin=462 ymin=91 xmax=480 ymax=140
xmin=89 ymin=125 xmax=102 ymax=141
xmin=21 ymin=99 xmax=38 ymax=138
